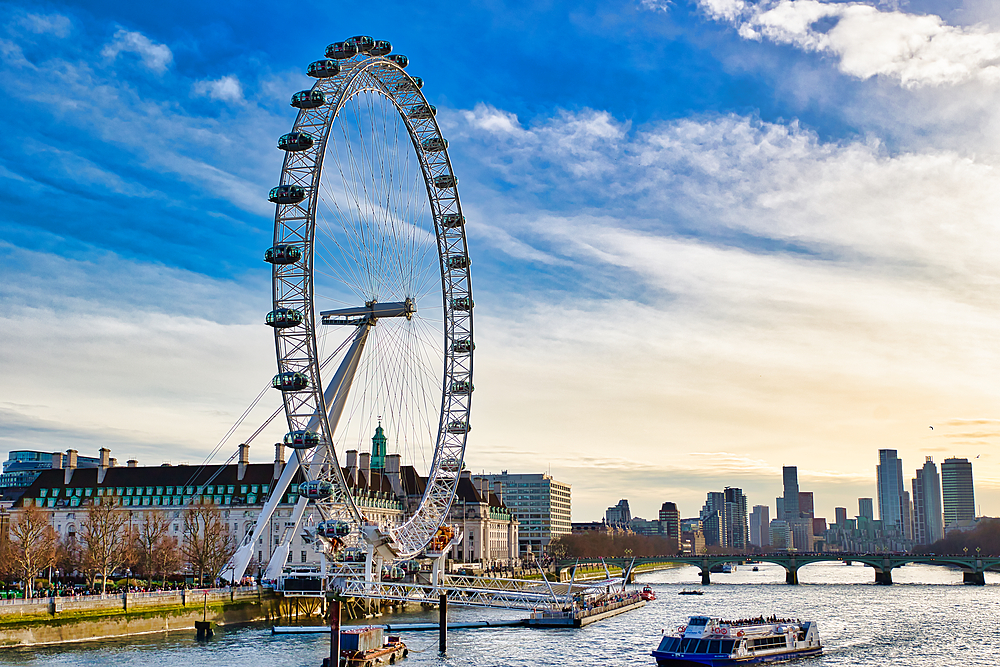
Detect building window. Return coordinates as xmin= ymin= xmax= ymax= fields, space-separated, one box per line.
xmin=301 ymin=551 xmax=307 ymax=563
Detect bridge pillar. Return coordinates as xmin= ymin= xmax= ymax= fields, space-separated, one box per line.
xmin=874 ymin=569 xmax=893 ymax=585
xmin=785 ymin=568 xmax=798 ymax=585
xmin=701 ymin=569 xmax=711 ymax=585
xmin=963 ymin=571 xmax=986 ymax=586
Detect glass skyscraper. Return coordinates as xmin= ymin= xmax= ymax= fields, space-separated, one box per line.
xmin=876 ymin=449 xmax=905 ymax=535
xmin=912 ymin=456 xmax=944 ymax=545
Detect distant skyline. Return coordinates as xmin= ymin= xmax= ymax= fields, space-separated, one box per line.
xmin=3 ymin=1 xmax=1000 ymax=522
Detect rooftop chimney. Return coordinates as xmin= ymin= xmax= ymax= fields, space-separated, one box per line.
xmin=238 ymin=443 xmax=250 ymax=481
xmin=97 ymin=448 xmax=111 ymax=484
xmin=51 ymin=452 xmax=63 ymax=470
xmin=127 ymin=459 xmax=138 ymax=468
xmin=385 ymin=453 xmax=403 ymax=499
xmin=493 ymin=480 xmax=503 ymax=506
xmin=109 ymin=458 xmax=118 ymax=467
xmin=359 ymin=452 xmax=371 ymax=487
xmin=274 ymin=442 xmax=285 ymax=479
xmin=64 ymin=449 xmax=78 ymax=485
xmin=346 ymin=450 xmax=358 ymax=485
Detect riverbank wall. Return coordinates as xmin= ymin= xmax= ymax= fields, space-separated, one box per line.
xmin=0 ymin=588 xmax=281 ymax=647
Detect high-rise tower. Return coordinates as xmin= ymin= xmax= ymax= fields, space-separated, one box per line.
xmin=876 ymin=449 xmax=905 ymax=534
xmin=911 ymin=456 xmax=943 ymax=545
xmin=782 ymin=466 xmax=799 ymax=523
xmin=941 ymin=457 xmax=975 ymax=528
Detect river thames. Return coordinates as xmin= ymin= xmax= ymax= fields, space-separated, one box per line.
xmin=1 ymin=562 xmax=996 ymax=667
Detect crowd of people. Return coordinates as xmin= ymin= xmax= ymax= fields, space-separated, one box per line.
xmin=720 ymin=616 xmax=801 ymax=627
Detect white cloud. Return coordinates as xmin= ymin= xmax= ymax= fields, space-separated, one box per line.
xmin=193 ymin=74 xmax=244 ymax=103
xmin=694 ymin=0 xmax=1000 ymax=87
xmin=101 ymin=28 xmax=173 ymax=73
xmin=639 ymin=0 xmax=673 ymax=12
xmin=18 ymin=13 xmax=72 ymax=37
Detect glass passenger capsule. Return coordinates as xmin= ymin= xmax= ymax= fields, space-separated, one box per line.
xmin=265 ymin=308 xmax=304 ymax=329
xmin=387 ymin=54 xmax=408 ymax=68
xmin=347 ymin=35 xmax=374 ymax=52
xmin=433 ymin=174 xmax=457 ymax=189
xmin=451 ymin=380 xmax=474 ymax=394
xmin=393 ymin=76 xmax=424 ymax=92
xmin=307 ymin=59 xmax=341 ymax=78
xmin=326 ymin=41 xmax=359 ymax=59
xmin=421 ymin=137 xmax=448 ymax=152
xmin=407 ymin=104 xmax=437 ymax=119
xmin=290 ymin=90 xmax=325 ymax=109
xmin=452 ymin=339 xmax=475 ymax=353
xmin=451 ymin=297 xmax=473 ymax=311
xmin=301 ymin=479 xmax=334 ymax=499
xmin=403 ymin=560 xmax=421 ymax=574
xmin=268 ymin=185 xmax=306 ymax=204
xmin=264 ymin=244 xmax=302 ymax=265
xmin=370 ymin=40 xmax=392 ymax=56
xmin=319 ymin=519 xmax=352 ymax=538
xmin=382 ymin=565 xmax=405 ymax=581
xmin=278 ymin=132 xmax=314 ymax=152
xmin=447 ymin=420 xmax=471 ymax=434
xmin=272 ymin=372 xmax=309 ymax=392
xmin=440 ymin=214 xmax=465 ymax=229
xmin=446 ymin=255 xmax=470 ymax=270
xmin=283 ymin=429 xmax=319 ymax=448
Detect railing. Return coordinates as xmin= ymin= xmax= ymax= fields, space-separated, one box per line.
xmin=0 ymin=586 xmax=260 ymax=612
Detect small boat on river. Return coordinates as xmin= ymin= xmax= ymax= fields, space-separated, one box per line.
xmin=652 ymin=615 xmax=821 ymax=666
xmin=641 ymin=585 xmax=657 ymax=601
xmin=678 ymin=589 xmax=703 ymax=596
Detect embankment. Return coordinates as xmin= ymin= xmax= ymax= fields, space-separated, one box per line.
xmin=0 ymin=588 xmax=280 ymax=647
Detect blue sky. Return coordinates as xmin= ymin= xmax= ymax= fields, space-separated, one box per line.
xmin=3 ymin=0 xmax=1000 ymax=522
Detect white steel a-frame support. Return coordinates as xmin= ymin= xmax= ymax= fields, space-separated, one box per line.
xmin=222 ymin=323 xmax=371 ymax=582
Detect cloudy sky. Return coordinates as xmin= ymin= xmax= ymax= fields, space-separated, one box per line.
xmin=2 ymin=0 xmax=1000 ymax=523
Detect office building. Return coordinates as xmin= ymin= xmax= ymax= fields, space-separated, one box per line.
xmin=834 ymin=507 xmax=848 ymax=526
xmin=482 ymin=472 xmax=571 ymax=558
xmin=876 ymin=449 xmax=906 ymax=535
xmin=858 ymin=497 xmax=874 ymax=522
xmin=605 ymin=499 xmax=631 ymax=529
xmin=749 ymin=505 xmax=770 ymax=547
xmin=782 ymin=467 xmax=799 ymax=523
xmin=769 ymin=520 xmax=791 ymax=549
xmin=724 ymin=487 xmax=748 ymax=550
xmin=798 ymin=492 xmax=814 ymax=518
xmin=658 ymin=501 xmax=681 ymax=542
xmin=911 ymin=457 xmax=944 ymax=545
xmin=940 ymin=458 xmax=975 ymax=529
xmin=2 ymin=450 xmax=103 ymax=494
xmin=700 ymin=492 xmax=725 ymax=546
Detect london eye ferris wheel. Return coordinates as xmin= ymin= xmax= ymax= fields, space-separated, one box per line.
xmin=227 ymin=35 xmax=474 ymax=579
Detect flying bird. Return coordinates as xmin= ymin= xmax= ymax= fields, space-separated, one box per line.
xmin=929 ymin=426 xmax=934 ymax=430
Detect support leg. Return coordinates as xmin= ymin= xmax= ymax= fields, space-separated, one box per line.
xmin=329 ymin=598 xmax=341 ymax=667
xmin=874 ymin=569 xmax=893 ymax=585
xmin=785 ymin=569 xmax=798 ymax=585
xmin=963 ymin=571 xmax=986 ymax=585
xmin=439 ymin=593 xmax=447 ymax=653
xmin=701 ymin=569 xmax=711 ymax=585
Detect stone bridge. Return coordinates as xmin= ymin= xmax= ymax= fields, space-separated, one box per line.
xmin=557 ymin=553 xmax=1000 ymax=585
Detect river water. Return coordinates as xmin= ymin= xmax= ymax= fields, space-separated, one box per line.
xmin=1 ymin=562 xmax=996 ymax=667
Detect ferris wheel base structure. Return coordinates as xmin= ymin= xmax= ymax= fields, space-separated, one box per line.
xmin=221 ymin=33 xmax=474 ymax=585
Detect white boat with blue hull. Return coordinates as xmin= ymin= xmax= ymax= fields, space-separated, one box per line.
xmin=652 ymin=615 xmax=821 ymax=666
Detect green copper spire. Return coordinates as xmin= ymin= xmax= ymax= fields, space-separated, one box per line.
xmin=371 ymin=419 xmax=387 ymax=471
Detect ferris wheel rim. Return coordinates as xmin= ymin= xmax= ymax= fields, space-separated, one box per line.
xmin=269 ymin=48 xmax=474 ymax=559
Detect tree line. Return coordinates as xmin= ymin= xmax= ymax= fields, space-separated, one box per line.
xmin=0 ymin=499 xmax=238 ymax=597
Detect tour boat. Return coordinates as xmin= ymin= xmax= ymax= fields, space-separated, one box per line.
xmin=678 ymin=589 xmax=703 ymax=595
xmin=641 ymin=585 xmax=657 ymax=601
xmin=652 ymin=615 xmax=821 ymax=666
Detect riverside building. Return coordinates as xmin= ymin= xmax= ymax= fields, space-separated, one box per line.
xmin=12 ymin=436 xmax=520 ymax=574
xmin=480 ymin=472 xmax=571 ymax=559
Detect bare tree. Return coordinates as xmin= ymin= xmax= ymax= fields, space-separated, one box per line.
xmin=8 ymin=504 xmax=56 ymax=598
xmin=55 ymin=534 xmax=81 ymax=581
xmin=80 ymin=498 xmax=131 ymax=593
xmin=182 ymin=505 xmax=236 ymax=586
xmin=153 ymin=534 xmax=182 ymax=586
xmin=133 ymin=511 xmax=172 ymax=585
